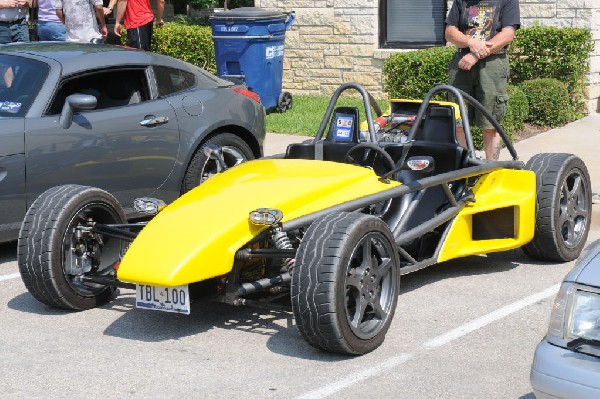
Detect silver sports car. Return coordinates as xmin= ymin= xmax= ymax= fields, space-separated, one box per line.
xmin=0 ymin=42 xmax=266 ymax=243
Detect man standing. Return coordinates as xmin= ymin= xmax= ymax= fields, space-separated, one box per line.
xmin=445 ymin=0 xmax=520 ymax=160
xmin=55 ymin=0 xmax=107 ymax=43
xmin=113 ymin=0 xmax=164 ymax=51
xmin=0 ymin=0 xmax=30 ymax=43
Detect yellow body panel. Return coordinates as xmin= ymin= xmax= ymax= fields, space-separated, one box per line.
xmin=437 ymin=169 xmax=536 ymax=262
xmin=117 ymin=159 xmax=401 ymax=286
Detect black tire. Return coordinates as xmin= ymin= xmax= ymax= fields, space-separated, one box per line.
xmin=277 ymin=91 xmax=293 ymax=112
xmin=523 ymin=153 xmax=591 ymax=262
xmin=291 ymin=212 xmax=400 ymax=355
xmin=182 ymin=133 xmax=254 ymax=194
xmin=18 ymin=185 xmax=127 ymax=310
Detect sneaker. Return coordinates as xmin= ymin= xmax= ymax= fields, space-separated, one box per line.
xmin=593 ymin=193 xmax=600 ymax=204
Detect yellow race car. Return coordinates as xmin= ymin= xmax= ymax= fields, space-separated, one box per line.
xmin=17 ymin=83 xmax=592 ymax=356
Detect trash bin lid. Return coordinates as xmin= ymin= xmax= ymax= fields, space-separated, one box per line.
xmin=210 ymin=7 xmax=286 ymax=21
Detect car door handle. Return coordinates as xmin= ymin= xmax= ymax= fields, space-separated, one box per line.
xmin=140 ymin=116 xmax=169 ymax=127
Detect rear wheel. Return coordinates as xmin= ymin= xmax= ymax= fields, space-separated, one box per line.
xmin=182 ymin=133 xmax=254 ymax=193
xmin=523 ymin=153 xmax=591 ymax=262
xmin=18 ymin=185 xmax=126 ymax=310
xmin=291 ymin=212 xmax=400 ymax=355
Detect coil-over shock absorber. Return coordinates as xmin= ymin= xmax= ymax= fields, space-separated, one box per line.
xmin=271 ymin=227 xmax=295 ymax=273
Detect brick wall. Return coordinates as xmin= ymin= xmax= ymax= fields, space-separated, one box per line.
xmin=255 ymin=0 xmax=600 ymax=112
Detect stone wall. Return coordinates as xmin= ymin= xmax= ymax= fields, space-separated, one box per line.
xmin=255 ymin=0 xmax=600 ymax=112
xmin=255 ymin=0 xmax=385 ymax=98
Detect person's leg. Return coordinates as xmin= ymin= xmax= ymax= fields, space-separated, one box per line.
xmin=126 ymin=21 xmax=153 ymax=50
xmin=482 ymin=128 xmax=501 ymax=160
xmin=37 ymin=21 xmax=67 ymax=41
xmin=0 ymin=23 xmax=13 ymax=44
xmin=448 ymin=52 xmax=475 ymax=149
xmin=475 ymin=54 xmax=509 ymax=160
xmin=10 ymin=19 xmax=30 ymax=42
xmin=126 ymin=26 xmax=142 ymax=49
xmin=137 ymin=20 xmax=152 ymax=51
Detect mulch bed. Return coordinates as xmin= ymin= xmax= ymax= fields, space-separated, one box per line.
xmin=512 ymin=123 xmax=550 ymax=142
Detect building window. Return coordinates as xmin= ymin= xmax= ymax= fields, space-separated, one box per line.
xmin=380 ymin=0 xmax=447 ymax=49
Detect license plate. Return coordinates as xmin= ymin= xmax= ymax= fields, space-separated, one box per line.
xmin=135 ymin=284 xmax=190 ymax=315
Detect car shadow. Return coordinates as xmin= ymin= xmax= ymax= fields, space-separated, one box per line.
xmin=105 ymin=288 xmax=355 ymax=360
xmin=400 ymin=248 xmax=552 ymax=294
xmin=5 ymin=246 xmax=562 ymax=361
xmin=519 ymin=393 xmax=535 ymax=399
xmin=7 ymin=292 xmax=74 ymax=316
xmin=0 ymin=241 xmax=17 ymax=264
xmin=101 ymin=290 xmax=347 ymax=361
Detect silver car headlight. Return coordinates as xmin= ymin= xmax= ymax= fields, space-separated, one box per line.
xmin=547 ymin=282 xmax=600 ymax=349
xmin=567 ymin=288 xmax=600 ymax=341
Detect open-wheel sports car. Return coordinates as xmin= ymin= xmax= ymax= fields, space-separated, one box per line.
xmin=17 ymin=83 xmax=592 ymax=355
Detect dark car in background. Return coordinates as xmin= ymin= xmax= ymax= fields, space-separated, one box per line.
xmin=531 ymin=240 xmax=600 ymax=399
xmin=0 ymin=42 xmax=265 ymax=243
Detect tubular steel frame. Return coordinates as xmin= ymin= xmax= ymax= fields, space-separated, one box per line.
xmin=74 ymin=84 xmax=523 ymax=309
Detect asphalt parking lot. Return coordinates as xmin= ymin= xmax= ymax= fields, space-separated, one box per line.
xmin=1 ymin=117 xmax=600 ymax=398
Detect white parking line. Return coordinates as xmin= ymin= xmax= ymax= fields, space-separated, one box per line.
xmin=294 ymin=354 xmax=413 ymax=399
xmin=294 ymin=284 xmax=560 ymax=399
xmin=423 ymin=284 xmax=559 ymax=349
xmin=0 ymin=273 xmax=20 ymax=282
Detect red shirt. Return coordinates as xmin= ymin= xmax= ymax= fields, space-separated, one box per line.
xmin=124 ymin=0 xmax=154 ymax=29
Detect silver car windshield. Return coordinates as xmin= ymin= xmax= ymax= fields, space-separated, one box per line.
xmin=0 ymin=55 xmax=48 ymax=118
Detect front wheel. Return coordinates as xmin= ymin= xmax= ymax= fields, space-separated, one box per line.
xmin=182 ymin=133 xmax=254 ymax=193
xmin=18 ymin=185 xmax=126 ymax=310
xmin=291 ymin=212 xmax=400 ymax=355
xmin=523 ymin=153 xmax=591 ymax=262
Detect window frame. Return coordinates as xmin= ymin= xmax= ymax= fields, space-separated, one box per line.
xmin=46 ymin=67 xmax=150 ymax=116
xmin=152 ymin=65 xmax=197 ymax=99
xmin=379 ymin=0 xmax=448 ymax=49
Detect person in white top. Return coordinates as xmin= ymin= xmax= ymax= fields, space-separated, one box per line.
xmin=0 ymin=0 xmax=31 ymax=43
xmin=54 ymin=0 xmax=107 ymax=42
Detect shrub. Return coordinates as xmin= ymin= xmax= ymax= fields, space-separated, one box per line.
xmin=152 ymin=22 xmax=216 ymax=73
xmin=509 ymin=26 xmax=592 ymax=117
xmin=383 ymin=46 xmax=455 ymax=100
xmin=520 ymin=78 xmax=573 ymax=127
xmin=125 ymin=21 xmax=218 ymax=73
xmin=502 ymin=84 xmax=528 ymax=135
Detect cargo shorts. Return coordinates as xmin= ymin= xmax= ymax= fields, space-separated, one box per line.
xmin=448 ymin=51 xmax=509 ymax=130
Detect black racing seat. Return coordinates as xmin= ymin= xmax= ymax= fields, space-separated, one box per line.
xmin=285 ymin=141 xmax=358 ymax=163
xmin=382 ymin=104 xmax=467 ymax=246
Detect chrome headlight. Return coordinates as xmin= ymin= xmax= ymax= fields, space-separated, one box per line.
xmin=547 ymin=282 xmax=600 ymax=349
xmin=249 ymin=208 xmax=283 ymax=226
xmin=134 ymin=197 xmax=166 ymax=215
xmin=567 ymin=288 xmax=600 ymax=341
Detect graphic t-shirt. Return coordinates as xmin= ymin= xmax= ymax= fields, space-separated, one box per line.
xmin=465 ymin=1 xmax=497 ymax=40
xmin=446 ymin=0 xmax=521 ymax=40
xmin=54 ymin=0 xmax=103 ymax=42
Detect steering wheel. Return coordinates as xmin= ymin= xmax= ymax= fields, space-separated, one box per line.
xmin=344 ymin=143 xmax=397 ymax=217
xmin=344 ymin=143 xmax=396 ymax=176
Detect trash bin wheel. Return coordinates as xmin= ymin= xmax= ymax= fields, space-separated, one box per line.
xmin=277 ymin=91 xmax=293 ymax=112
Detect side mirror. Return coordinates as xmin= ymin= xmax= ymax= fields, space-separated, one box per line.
xmin=404 ymin=156 xmax=435 ymax=173
xmin=59 ymin=94 xmax=97 ymax=129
